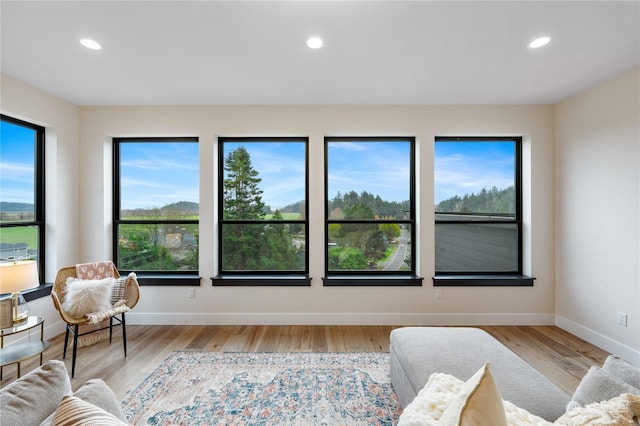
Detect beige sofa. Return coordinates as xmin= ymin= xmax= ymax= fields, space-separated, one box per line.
xmin=0 ymin=360 xmax=128 ymax=426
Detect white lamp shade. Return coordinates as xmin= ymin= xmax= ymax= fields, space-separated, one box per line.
xmin=0 ymin=261 xmax=39 ymax=294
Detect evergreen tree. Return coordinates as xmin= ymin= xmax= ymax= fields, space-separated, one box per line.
xmin=223 ymin=147 xmax=266 ymax=220
xmin=261 ymin=210 xmax=304 ymax=270
xmin=222 ymin=147 xmax=266 ymax=270
xmin=436 ymin=186 xmax=514 ymax=215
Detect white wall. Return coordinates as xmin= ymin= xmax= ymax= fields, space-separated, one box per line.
xmin=1 ymin=74 xmax=81 ymax=340
xmin=78 ymin=104 xmax=556 ymax=326
xmin=555 ymin=67 xmax=640 ymax=365
xmin=3 ymin=70 xmax=638 ymax=363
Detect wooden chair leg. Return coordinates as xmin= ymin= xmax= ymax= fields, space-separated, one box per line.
xmin=71 ymin=324 xmax=79 ymax=378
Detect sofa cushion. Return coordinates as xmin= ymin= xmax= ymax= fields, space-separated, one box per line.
xmin=439 ymin=362 xmax=507 ymax=426
xmin=390 ymin=327 xmax=570 ymax=421
xmin=73 ymin=378 xmax=128 ymax=421
xmin=41 ymin=378 xmax=128 ymax=426
xmin=571 ymin=366 xmax=640 ymax=407
xmin=0 ymin=360 xmax=71 ymax=426
xmin=602 ymin=356 xmax=640 ymax=389
xmin=51 ymin=395 xmax=128 ymax=426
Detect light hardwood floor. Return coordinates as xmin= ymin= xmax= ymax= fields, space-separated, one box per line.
xmin=1 ymin=325 xmax=609 ymax=400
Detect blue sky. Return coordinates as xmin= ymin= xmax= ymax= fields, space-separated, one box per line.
xmin=2 ymin=122 xmax=514 ymax=209
xmin=0 ymin=121 xmax=36 ymax=204
xmin=223 ymin=141 xmax=306 ymax=209
xmin=120 ymin=142 xmax=199 ymax=210
xmin=327 ymin=141 xmax=410 ymax=203
xmin=434 ymin=141 xmax=515 ymax=204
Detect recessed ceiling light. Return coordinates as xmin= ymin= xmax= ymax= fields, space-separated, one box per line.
xmin=307 ymin=37 xmax=323 ymax=49
xmin=529 ymin=36 xmax=551 ymax=49
xmin=80 ymin=38 xmax=101 ymax=50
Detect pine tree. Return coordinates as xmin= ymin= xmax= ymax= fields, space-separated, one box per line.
xmin=223 ymin=147 xmax=265 ymax=220
xmin=222 ymin=147 xmax=266 ymax=270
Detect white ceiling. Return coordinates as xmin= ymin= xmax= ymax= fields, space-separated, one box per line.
xmin=1 ymin=1 xmax=639 ymax=106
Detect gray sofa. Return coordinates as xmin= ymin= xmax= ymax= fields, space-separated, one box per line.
xmin=0 ymin=360 xmax=128 ymax=426
xmin=391 ymin=327 xmax=564 ymax=422
xmin=390 ymin=327 xmax=640 ymax=422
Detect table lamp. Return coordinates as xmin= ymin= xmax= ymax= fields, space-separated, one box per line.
xmin=0 ymin=260 xmax=38 ymax=324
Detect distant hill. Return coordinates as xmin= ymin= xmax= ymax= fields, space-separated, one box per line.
xmin=161 ymin=201 xmax=199 ymax=214
xmin=0 ymin=202 xmax=34 ymax=212
xmin=122 ymin=201 xmax=199 ymax=217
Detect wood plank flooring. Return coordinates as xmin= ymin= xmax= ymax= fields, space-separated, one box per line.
xmin=0 ymin=325 xmax=609 ymax=400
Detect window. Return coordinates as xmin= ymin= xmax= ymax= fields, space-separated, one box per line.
xmin=0 ymin=115 xmax=45 ymax=285
xmin=434 ymin=137 xmax=532 ymax=286
xmin=324 ymin=137 xmax=420 ymax=286
xmin=113 ymin=138 xmax=199 ymax=285
xmin=214 ymin=137 xmax=309 ymax=286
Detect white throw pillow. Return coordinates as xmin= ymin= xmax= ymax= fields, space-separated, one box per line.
xmin=398 ymin=365 xmax=553 ymax=426
xmin=62 ymin=277 xmax=115 ymax=317
xmin=439 ymin=362 xmax=508 ymax=426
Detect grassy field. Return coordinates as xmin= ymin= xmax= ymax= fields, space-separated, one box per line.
xmin=263 ymin=212 xmax=302 ymax=220
xmin=0 ymin=226 xmax=38 ymax=250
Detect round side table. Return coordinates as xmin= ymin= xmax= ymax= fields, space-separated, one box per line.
xmin=0 ymin=315 xmax=50 ymax=378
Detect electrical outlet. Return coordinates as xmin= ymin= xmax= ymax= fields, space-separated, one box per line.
xmin=435 ymin=288 xmax=442 ymax=299
xmin=187 ymin=288 xmax=195 ymax=299
xmin=617 ymin=312 xmax=627 ymax=327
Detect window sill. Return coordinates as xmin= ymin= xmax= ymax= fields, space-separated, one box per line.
xmin=135 ymin=274 xmax=201 ymax=286
xmin=323 ymin=275 xmax=423 ymax=286
xmin=22 ymin=284 xmax=53 ymax=302
xmin=211 ymin=275 xmax=311 ymax=286
xmin=433 ymin=275 xmax=535 ymax=286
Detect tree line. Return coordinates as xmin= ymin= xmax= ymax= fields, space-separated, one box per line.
xmin=436 ymin=186 xmax=514 ymax=215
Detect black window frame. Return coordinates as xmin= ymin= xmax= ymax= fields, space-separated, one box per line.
xmin=323 ymin=136 xmax=422 ymax=287
xmin=433 ymin=136 xmax=533 ymax=286
xmin=113 ymin=137 xmax=200 ymax=286
xmin=0 ymin=114 xmax=46 ymax=286
xmin=213 ymin=136 xmax=311 ymax=286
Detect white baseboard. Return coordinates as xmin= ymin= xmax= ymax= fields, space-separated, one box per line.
xmin=556 ymin=315 xmax=640 ymax=366
xmin=127 ymin=312 xmax=556 ymax=326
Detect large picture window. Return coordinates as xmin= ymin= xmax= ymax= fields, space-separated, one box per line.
xmin=324 ymin=137 xmax=419 ymax=286
xmin=214 ymin=137 xmax=309 ymax=286
xmin=0 ymin=115 xmax=45 ymax=285
xmin=434 ymin=136 xmax=531 ymax=285
xmin=113 ymin=138 xmax=199 ymax=284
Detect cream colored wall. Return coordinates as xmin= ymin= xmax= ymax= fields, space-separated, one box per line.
xmin=555 ymin=68 xmax=640 ymax=365
xmin=1 ymin=73 xmax=559 ymax=337
xmin=1 ymin=74 xmax=81 ymax=340
xmin=79 ymin=104 xmax=557 ymax=326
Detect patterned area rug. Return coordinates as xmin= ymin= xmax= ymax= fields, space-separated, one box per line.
xmin=122 ymin=351 xmax=402 ymax=425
